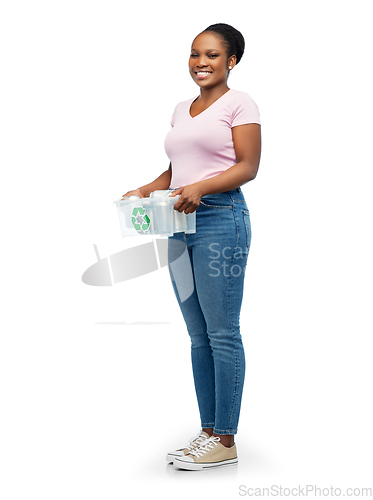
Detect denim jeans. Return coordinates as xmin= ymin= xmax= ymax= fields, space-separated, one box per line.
xmin=167 ymin=188 xmax=251 ymax=435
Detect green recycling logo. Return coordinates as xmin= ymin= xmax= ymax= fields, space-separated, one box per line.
xmin=131 ymin=206 xmax=151 ymax=233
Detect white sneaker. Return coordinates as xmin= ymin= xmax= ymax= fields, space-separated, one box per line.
xmin=166 ymin=431 xmax=210 ymax=462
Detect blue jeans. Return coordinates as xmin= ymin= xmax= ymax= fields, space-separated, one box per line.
xmin=167 ymin=188 xmax=251 ymax=435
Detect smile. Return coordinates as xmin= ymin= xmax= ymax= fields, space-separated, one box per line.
xmin=195 ymin=71 xmax=212 ymax=79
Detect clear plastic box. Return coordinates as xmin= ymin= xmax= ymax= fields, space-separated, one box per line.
xmin=113 ymin=190 xmax=196 ymax=237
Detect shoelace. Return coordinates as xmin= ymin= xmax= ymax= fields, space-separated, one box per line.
xmin=189 ymin=436 xmax=221 ymax=458
xmin=184 ymin=432 xmax=209 ymax=452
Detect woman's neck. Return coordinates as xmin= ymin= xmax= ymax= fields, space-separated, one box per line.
xmin=198 ymin=83 xmax=230 ymax=105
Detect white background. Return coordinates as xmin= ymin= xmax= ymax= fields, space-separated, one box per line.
xmin=1 ymin=0 xmax=372 ymax=498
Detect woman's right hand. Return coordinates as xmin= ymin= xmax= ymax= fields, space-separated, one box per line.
xmin=121 ymin=189 xmax=143 ymax=200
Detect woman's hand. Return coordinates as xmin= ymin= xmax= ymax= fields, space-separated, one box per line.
xmin=121 ymin=188 xmax=143 ymax=200
xmin=169 ymin=184 xmax=203 ymax=214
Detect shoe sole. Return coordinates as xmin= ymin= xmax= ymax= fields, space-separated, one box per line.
xmin=166 ymin=453 xmax=183 ymax=462
xmin=173 ymin=457 xmax=238 ymax=471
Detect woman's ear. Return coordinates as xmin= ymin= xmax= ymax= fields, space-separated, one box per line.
xmin=228 ymin=55 xmax=237 ymax=70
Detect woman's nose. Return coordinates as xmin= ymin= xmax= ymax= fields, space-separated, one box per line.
xmin=196 ymin=56 xmax=207 ymax=67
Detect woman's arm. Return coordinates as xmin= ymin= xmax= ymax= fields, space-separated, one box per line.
xmin=122 ymin=163 xmax=172 ymax=199
xmin=197 ymin=123 xmax=261 ymax=195
xmin=170 ymin=123 xmax=261 ymax=213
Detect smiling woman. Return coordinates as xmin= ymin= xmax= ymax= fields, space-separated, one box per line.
xmin=121 ymin=23 xmax=262 ymax=471
xmin=189 ymin=31 xmax=238 ymax=92
xmin=164 ymin=24 xmax=261 ymax=200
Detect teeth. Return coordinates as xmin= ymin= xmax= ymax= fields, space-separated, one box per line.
xmin=197 ymin=72 xmax=211 ymax=75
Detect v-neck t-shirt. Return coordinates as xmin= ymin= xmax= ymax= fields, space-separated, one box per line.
xmin=164 ymin=89 xmax=261 ymax=189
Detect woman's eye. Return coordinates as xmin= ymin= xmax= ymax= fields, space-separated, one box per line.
xmin=190 ymin=54 xmax=198 ymax=58
xmin=209 ymin=54 xmax=218 ymax=58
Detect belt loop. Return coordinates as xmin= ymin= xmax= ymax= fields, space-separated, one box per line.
xmin=236 ymin=187 xmax=240 ymax=193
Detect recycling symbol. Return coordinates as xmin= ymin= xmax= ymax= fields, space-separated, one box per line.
xmin=131 ymin=206 xmax=151 ymax=233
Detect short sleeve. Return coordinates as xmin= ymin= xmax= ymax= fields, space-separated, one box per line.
xmin=231 ymin=92 xmax=261 ymax=127
xmin=170 ymin=103 xmax=180 ymax=127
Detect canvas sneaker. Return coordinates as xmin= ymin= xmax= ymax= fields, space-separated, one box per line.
xmin=173 ymin=436 xmax=238 ymax=470
xmin=166 ymin=431 xmax=210 ymax=463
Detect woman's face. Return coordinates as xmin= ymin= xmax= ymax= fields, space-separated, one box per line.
xmin=189 ymin=32 xmax=234 ymax=90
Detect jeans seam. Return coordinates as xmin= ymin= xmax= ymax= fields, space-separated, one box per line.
xmin=226 ymin=263 xmax=232 ymax=431
xmin=229 ymin=249 xmax=236 ymax=431
xmin=232 ymin=202 xmax=240 ymax=246
xmin=225 ymin=204 xmax=240 ymax=432
xmin=230 ymin=338 xmax=240 ymax=431
xmin=243 ymin=209 xmax=251 ymax=250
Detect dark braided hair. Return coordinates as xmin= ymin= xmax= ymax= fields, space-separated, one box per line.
xmin=202 ymin=23 xmax=245 ymax=64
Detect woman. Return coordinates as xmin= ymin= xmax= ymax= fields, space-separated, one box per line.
xmin=122 ymin=23 xmax=261 ymax=470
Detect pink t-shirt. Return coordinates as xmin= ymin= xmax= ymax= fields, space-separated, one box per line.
xmin=164 ymin=89 xmax=261 ymax=189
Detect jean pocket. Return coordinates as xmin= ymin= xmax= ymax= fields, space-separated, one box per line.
xmin=200 ymin=200 xmax=233 ymax=209
xmin=243 ymin=210 xmax=252 ymax=250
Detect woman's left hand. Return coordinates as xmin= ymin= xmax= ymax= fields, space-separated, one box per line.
xmin=169 ymin=184 xmax=203 ymax=214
